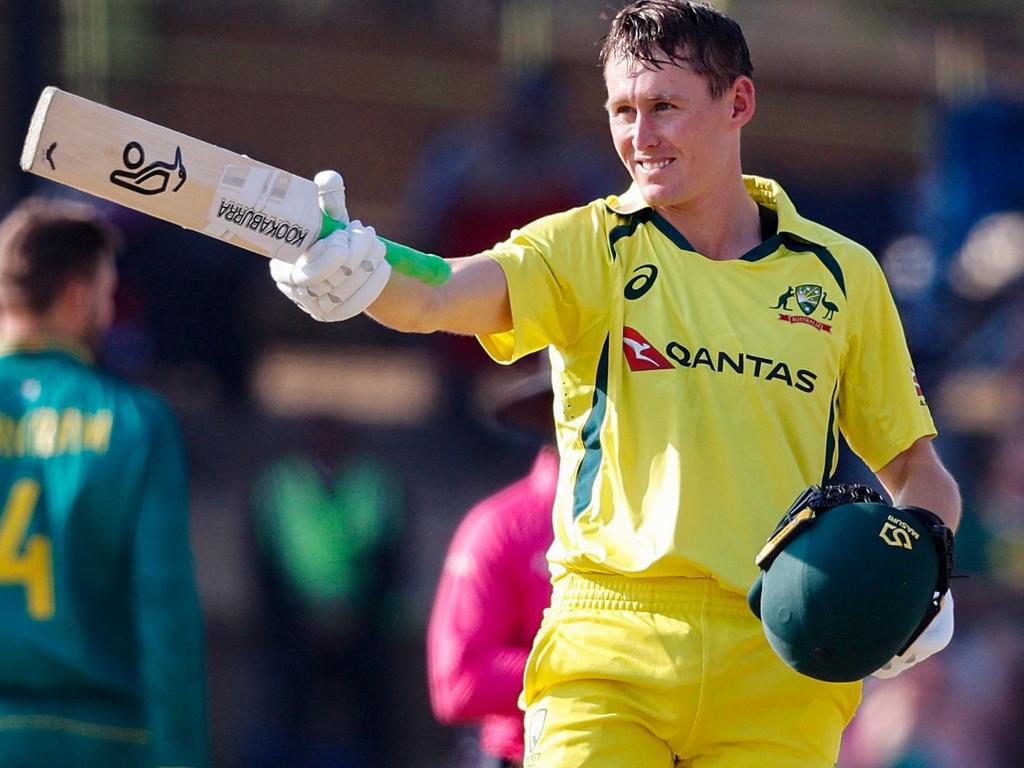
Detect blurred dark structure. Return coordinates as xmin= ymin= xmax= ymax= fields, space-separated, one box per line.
xmin=243 ymin=416 xmax=406 ymax=768
xmin=1 ymin=1 xmax=1023 ymax=766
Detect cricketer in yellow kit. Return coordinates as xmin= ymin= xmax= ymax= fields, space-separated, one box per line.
xmin=266 ymin=2 xmax=962 ymax=765
xmin=479 ymin=173 xmax=936 ymax=766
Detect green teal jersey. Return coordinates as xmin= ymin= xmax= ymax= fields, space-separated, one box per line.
xmin=479 ymin=176 xmax=935 ymax=594
xmin=0 ymin=338 xmax=207 ymax=768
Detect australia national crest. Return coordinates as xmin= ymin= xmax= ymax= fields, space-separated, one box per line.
xmin=795 ymin=284 xmax=822 ymax=316
xmin=772 ymin=283 xmax=838 ymax=333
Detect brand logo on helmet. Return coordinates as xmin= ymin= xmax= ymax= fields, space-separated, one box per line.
xmin=880 ymin=515 xmax=920 ymax=549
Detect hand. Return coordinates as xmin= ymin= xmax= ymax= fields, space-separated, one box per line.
xmin=269 ymin=170 xmax=391 ymax=322
xmin=872 ymin=591 xmax=955 ymax=679
xmin=270 ymin=221 xmax=390 ymax=322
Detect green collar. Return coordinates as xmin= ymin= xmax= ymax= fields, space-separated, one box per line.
xmin=607 ymin=174 xmax=826 ymax=247
xmin=0 ymin=336 xmax=95 ymax=365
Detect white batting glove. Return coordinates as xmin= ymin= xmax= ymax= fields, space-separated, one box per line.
xmin=269 ymin=170 xmax=391 ymax=322
xmin=872 ymin=591 xmax=955 ymax=679
xmin=270 ymin=222 xmax=391 ymax=322
xmin=314 ymin=169 xmax=350 ymax=224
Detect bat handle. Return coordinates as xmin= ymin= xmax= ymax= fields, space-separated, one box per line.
xmin=319 ymin=212 xmax=451 ymax=286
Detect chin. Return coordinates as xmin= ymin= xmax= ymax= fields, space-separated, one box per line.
xmin=637 ymin=184 xmax=678 ymax=209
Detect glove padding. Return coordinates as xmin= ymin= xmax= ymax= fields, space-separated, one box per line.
xmin=270 ymin=221 xmax=390 ymax=322
xmin=314 ymin=169 xmax=349 ymax=224
xmin=269 ymin=170 xmax=390 ymax=322
xmin=872 ymin=590 xmax=955 ymax=678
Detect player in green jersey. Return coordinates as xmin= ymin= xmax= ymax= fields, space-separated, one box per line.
xmin=269 ymin=2 xmax=961 ymax=765
xmin=0 ymin=198 xmax=208 ymax=767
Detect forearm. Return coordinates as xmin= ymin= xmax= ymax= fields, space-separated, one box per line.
xmin=365 ymin=270 xmax=444 ymax=333
xmin=367 ymin=253 xmax=512 ymax=335
xmin=877 ymin=439 xmax=961 ymax=532
xmin=892 ymin=464 xmax=960 ymax=531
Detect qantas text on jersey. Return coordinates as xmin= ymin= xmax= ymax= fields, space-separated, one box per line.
xmin=622 ymin=326 xmax=818 ymax=393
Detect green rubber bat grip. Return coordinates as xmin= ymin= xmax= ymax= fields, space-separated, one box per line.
xmin=319 ymin=212 xmax=451 ymax=286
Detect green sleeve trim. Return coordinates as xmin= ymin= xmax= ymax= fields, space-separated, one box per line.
xmin=821 ymin=381 xmax=839 ymax=485
xmin=572 ymin=336 xmax=611 ymax=519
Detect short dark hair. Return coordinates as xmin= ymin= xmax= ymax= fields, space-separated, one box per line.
xmin=0 ymin=197 xmax=119 ymax=315
xmin=600 ymin=0 xmax=753 ymax=98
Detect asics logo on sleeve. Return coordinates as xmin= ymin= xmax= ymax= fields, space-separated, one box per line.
xmin=624 ymin=264 xmax=659 ymax=300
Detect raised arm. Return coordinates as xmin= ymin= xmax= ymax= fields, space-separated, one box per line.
xmin=268 ymin=170 xmax=512 ymax=337
xmin=367 ymin=253 xmax=512 ymax=336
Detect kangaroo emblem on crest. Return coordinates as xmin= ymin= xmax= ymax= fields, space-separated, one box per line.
xmin=772 ymin=286 xmax=795 ymax=310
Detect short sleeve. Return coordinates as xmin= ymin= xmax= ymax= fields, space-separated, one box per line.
xmin=838 ymin=256 xmax=936 ymax=472
xmin=477 ymin=204 xmax=614 ymax=363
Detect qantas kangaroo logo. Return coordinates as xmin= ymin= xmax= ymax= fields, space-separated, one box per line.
xmin=623 ymin=327 xmax=673 ymax=371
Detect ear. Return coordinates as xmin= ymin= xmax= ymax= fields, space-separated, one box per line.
xmin=62 ymin=277 xmax=93 ymax=313
xmin=54 ymin=277 xmax=95 ymax=331
xmin=730 ymin=76 xmax=756 ymax=127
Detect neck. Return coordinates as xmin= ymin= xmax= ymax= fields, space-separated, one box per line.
xmin=655 ymin=174 xmax=761 ymax=261
xmin=1 ymin=313 xmax=75 ymax=345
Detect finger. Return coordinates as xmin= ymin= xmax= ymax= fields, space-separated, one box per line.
xmin=291 ymin=232 xmax=351 ymax=286
xmin=321 ymin=261 xmax=392 ymax=321
xmin=314 ymin=169 xmax=349 ymax=223
xmin=269 ymin=257 xmax=297 ymax=285
xmin=316 ymin=222 xmax=383 ymax=291
xmin=320 ymin=231 xmax=386 ymax=304
xmin=274 ymin=282 xmax=315 ymax=316
xmin=347 ymin=222 xmax=386 ymax=271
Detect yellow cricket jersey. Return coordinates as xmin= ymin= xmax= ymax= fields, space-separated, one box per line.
xmin=477 ymin=175 xmax=936 ymax=595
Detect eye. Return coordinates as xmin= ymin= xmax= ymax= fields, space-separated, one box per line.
xmin=609 ymin=104 xmax=634 ymax=117
xmin=653 ymin=101 xmax=674 ymax=112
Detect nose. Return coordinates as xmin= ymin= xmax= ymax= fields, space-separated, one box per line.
xmin=633 ymin=112 xmax=658 ymax=150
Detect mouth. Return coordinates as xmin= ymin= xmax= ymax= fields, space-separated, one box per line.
xmin=636 ymin=158 xmax=674 ymax=173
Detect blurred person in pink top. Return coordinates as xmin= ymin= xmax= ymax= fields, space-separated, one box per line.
xmin=427 ymin=363 xmax=556 ymax=768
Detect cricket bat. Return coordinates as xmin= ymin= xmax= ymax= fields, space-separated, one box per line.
xmin=19 ymin=86 xmax=451 ymax=285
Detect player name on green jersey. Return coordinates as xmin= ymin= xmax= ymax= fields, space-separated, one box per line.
xmin=0 ymin=407 xmax=113 ymax=458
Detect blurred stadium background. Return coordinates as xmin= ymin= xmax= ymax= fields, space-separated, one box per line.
xmin=2 ymin=1 xmax=1023 ymax=766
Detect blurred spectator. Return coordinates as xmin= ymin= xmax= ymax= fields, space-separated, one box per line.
xmin=427 ymin=359 xmax=556 ymax=768
xmin=960 ymin=423 xmax=1024 ymax=588
xmin=840 ymin=595 xmax=1024 ymax=768
xmin=243 ymin=416 xmax=406 ymax=768
xmin=0 ymin=197 xmax=208 ymax=767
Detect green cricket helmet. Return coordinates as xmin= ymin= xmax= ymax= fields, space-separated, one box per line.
xmin=747 ymin=484 xmax=954 ymax=683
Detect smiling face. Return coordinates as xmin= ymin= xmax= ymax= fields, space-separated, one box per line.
xmin=604 ymin=50 xmax=753 ymax=213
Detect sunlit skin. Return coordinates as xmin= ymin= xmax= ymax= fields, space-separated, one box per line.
xmin=604 ymin=49 xmax=761 ymax=261
xmin=80 ymin=257 xmax=118 ymax=350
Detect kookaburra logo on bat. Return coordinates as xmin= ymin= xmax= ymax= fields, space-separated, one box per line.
xmin=109 ymin=141 xmax=187 ymax=195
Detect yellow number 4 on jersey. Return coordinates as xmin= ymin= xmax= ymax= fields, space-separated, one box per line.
xmin=0 ymin=479 xmax=54 ymax=620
